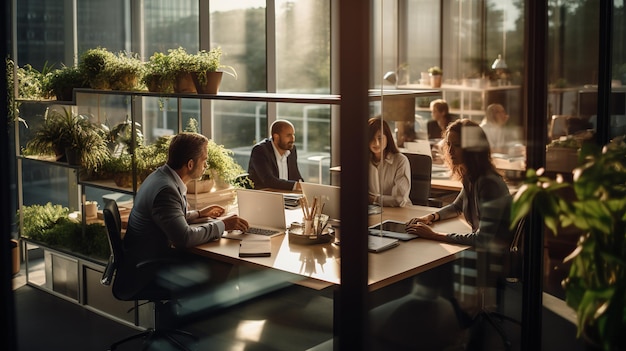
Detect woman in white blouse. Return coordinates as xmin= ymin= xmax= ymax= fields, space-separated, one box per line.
xmin=368 ymin=116 xmax=411 ymax=207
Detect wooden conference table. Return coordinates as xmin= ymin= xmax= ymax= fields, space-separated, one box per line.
xmin=189 ymin=204 xmax=471 ymax=292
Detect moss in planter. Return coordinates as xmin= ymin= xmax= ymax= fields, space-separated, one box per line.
xmin=19 ymin=202 xmax=69 ymax=241
xmin=19 ymin=203 xmax=110 ymax=260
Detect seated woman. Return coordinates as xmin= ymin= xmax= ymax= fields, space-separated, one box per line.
xmin=405 ymin=119 xmax=512 ymax=248
xmin=368 ymin=116 xmax=411 ymax=207
xmin=427 ymin=99 xmax=454 ymax=163
xmin=427 ymin=99 xmax=453 ymax=140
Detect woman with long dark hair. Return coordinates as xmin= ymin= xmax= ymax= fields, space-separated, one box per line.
xmin=368 ymin=116 xmax=411 ymax=207
xmin=405 ymin=119 xmax=511 ymax=247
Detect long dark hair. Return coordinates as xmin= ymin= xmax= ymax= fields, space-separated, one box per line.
xmin=443 ymin=119 xmax=495 ymax=181
xmin=368 ymin=116 xmax=399 ymax=162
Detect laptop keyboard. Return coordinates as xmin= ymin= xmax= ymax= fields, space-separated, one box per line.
xmin=245 ymin=227 xmax=279 ymax=236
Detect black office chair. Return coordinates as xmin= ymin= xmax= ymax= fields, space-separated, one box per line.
xmin=403 ymin=152 xmax=442 ymax=207
xmin=101 ymin=199 xmax=197 ymax=351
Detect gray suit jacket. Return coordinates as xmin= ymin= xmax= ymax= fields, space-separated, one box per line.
xmin=123 ymin=165 xmax=224 ymax=273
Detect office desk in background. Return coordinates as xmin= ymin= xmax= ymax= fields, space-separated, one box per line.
xmin=189 ymin=204 xmax=470 ymax=291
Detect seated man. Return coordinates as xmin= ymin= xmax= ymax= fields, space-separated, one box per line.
xmin=122 ymin=132 xmax=249 ymax=297
xmin=248 ymin=119 xmax=304 ymax=191
xmin=480 ymin=103 xmax=523 ymax=155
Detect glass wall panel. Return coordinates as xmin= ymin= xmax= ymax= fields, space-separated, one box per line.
xmin=77 ymin=0 xmax=128 ymax=54
xmin=372 ymin=1 xmax=526 ymax=349
xmin=275 ymin=0 xmax=331 ymax=93
xmin=143 ymin=0 xmax=199 ymax=55
xmin=210 ymin=1 xmax=266 ymax=93
xmin=404 ymin=0 xmax=441 ymax=85
xmin=16 ymin=0 xmax=66 ymax=68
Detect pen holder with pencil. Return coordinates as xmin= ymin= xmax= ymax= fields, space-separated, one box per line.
xmin=288 ymin=195 xmax=334 ymax=244
xmin=288 ymin=221 xmax=334 ymax=245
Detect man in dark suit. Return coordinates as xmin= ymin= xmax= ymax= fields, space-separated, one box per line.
xmin=248 ymin=119 xmax=304 ymax=191
xmin=122 ymin=132 xmax=249 ymax=296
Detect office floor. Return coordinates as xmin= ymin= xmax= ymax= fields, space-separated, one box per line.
xmin=12 ymin=264 xmax=335 ymax=351
xmin=12 ymin=254 xmax=582 ymax=351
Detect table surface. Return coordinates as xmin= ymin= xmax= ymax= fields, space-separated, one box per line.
xmin=189 ymin=204 xmax=471 ymax=291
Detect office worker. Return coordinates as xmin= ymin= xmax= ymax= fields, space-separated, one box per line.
xmin=427 ymin=98 xmax=453 ymax=140
xmin=405 ymin=119 xmax=512 ymax=247
xmin=480 ymin=103 xmax=510 ymax=153
xmin=123 ymin=132 xmax=249 ymax=295
xmin=368 ymin=116 xmax=411 ymax=207
xmin=248 ymin=119 xmax=304 ymax=191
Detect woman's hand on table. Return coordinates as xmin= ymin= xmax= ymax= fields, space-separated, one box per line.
xmin=405 ymin=222 xmax=443 ymax=240
xmin=407 ymin=213 xmax=435 ymax=226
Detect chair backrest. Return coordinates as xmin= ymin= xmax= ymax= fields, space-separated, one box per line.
xmin=404 ymin=153 xmax=432 ymax=206
xmin=101 ymin=199 xmax=123 ymax=286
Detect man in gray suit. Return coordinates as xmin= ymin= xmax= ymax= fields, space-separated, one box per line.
xmin=123 ymin=132 xmax=248 ymax=296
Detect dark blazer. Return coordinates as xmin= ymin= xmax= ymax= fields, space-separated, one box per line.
xmin=247 ymin=138 xmax=303 ymax=190
xmin=427 ymin=120 xmax=443 ymax=140
xmin=122 ymin=165 xmax=224 ymax=295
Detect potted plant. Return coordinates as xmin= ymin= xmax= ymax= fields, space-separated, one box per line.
xmin=96 ymin=134 xmax=170 ymax=188
xmin=108 ymin=51 xmax=144 ymax=91
xmin=428 ymin=66 xmax=443 ymax=88
xmin=79 ymin=47 xmax=117 ymax=90
xmin=510 ymin=137 xmax=626 ymax=350
xmin=167 ymin=47 xmax=198 ymax=93
xmin=183 ymin=118 xmax=249 ymax=192
xmin=7 ymin=59 xmax=52 ymax=100
xmin=105 ymin=116 xmax=144 ymax=156
xmin=42 ymin=65 xmax=88 ymax=101
xmin=142 ymin=52 xmax=175 ymax=93
xmin=23 ymin=107 xmax=110 ymax=171
xmin=191 ymin=47 xmax=237 ymax=94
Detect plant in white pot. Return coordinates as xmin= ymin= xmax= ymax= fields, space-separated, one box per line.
xmin=184 ymin=118 xmax=250 ymax=193
xmin=511 ymin=137 xmax=626 ymax=350
xmin=428 ymin=65 xmax=443 ymax=88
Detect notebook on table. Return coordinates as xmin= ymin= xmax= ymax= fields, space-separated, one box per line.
xmin=369 ymin=220 xmax=418 ymax=241
xmin=368 ymin=235 xmax=400 ymax=253
xmin=334 ymin=234 xmax=399 ymax=253
xmin=222 ymin=189 xmax=287 ymax=240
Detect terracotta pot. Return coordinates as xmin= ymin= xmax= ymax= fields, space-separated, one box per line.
xmin=113 ymin=172 xmax=134 ymax=188
xmin=430 ymin=74 xmax=442 ymax=88
xmin=174 ymin=72 xmax=197 ymax=94
xmin=146 ymin=76 xmax=173 ymax=93
xmin=193 ymin=71 xmax=223 ymax=94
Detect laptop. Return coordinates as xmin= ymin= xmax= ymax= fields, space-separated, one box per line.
xmin=300 ymin=182 xmax=383 ymax=222
xmin=222 ymin=189 xmax=287 ymax=240
xmin=404 ymin=140 xmax=433 ymax=157
xmin=369 ymin=220 xmax=418 ymax=241
xmin=300 ymin=182 xmax=340 ymax=222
